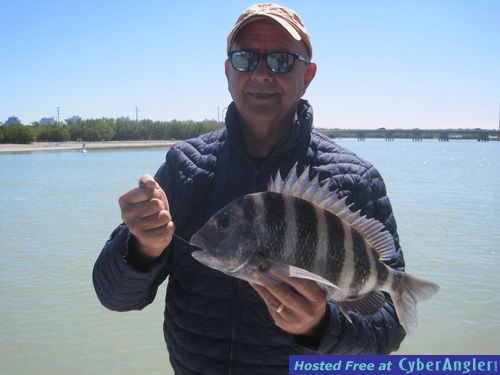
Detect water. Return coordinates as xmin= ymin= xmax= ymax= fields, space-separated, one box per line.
xmin=0 ymin=140 xmax=499 ymax=374
xmin=336 ymin=139 xmax=500 ymax=354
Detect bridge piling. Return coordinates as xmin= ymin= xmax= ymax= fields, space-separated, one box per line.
xmin=321 ymin=128 xmax=498 ymax=141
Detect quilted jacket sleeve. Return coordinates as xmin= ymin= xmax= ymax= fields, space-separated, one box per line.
xmin=295 ymin=155 xmax=407 ymax=354
xmin=92 ymin=224 xmax=170 ymax=311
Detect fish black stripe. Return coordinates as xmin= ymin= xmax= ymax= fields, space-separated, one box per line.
xmin=293 ymin=197 xmax=318 ymax=271
xmin=391 ymin=269 xmax=404 ymax=292
xmin=263 ymin=192 xmax=287 ymax=257
xmin=376 ymin=261 xmax=389 ymax=288
xmin=349 ymin=230 xmax=370 ymax=294
xmin=325 ymin=213 xmax=345 ymax=285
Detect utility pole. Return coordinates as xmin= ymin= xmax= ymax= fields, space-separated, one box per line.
xmin=217 ymin=106 xmax=227 ymax=123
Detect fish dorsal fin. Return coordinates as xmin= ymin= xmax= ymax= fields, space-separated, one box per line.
xmin=268 ymin=163 xmax=396 ymax=263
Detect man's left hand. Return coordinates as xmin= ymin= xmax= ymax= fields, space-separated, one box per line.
xmin=251 ymin=272 xmax=328 ymax=337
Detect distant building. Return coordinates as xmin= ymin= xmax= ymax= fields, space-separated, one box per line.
xmin=5 ymin=116 xmax=21 ymax=125
xmin=117 ymin=116 xmax=131 ymax=121
xmin=40 ymin=117 xmax=56 ymax=125
xmin=66 ymin=116 xmax=82 ymax=124
xmin=5 ymin=116 xmax=22 ymax=125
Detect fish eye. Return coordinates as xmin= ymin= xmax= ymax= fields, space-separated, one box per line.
xmin=217 ymin=214 xmax=230 ymax=229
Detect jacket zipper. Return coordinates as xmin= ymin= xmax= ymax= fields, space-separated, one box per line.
xmin=226 ymin=169 xmax=258 ymax=375
xmin=227 ymin=279 xmax=243 ymax=375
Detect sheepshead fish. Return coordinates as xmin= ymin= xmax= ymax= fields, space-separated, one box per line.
xmin=190 ymin=165 xmax=439 ymax=334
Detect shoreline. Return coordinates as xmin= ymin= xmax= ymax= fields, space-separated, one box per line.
xmin=0 ymin=140 xmax=178 ymax=154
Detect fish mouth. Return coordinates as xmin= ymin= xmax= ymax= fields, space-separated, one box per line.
xmin=189 ymin=233 xmax=207 ymax=251
xmin=191 ymin=250 xmax=224 ymax=268
xmin=191 ymin=249 xmax=209 ymax=263
xmin=191 ymin=250 xmax=248 ymax=274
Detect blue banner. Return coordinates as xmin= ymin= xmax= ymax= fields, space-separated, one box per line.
xmin=289 ymin=355 xmax=499 ymax=375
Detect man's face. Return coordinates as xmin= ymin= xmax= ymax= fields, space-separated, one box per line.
xmin=225 ymin=20 xmax=316 ymax=135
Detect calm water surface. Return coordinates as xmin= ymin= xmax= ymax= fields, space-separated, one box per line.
xmin=1 ymin=140 xmax=499 ymax=374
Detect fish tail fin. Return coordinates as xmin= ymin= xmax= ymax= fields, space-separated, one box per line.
xmin=389 ymin=272 xmax=440 ymax=335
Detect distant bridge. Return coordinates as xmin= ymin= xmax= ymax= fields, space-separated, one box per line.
xmin=318 ymin=128 xmax=499 ymax=142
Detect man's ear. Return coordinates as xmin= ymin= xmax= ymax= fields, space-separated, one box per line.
xmin=225 ymin=59 xmax=230 ymax=78
xmin=303 ymin=62 xmax=317 ymax=93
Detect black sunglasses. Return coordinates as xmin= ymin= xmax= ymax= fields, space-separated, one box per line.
xmin=228 ymin=50 xmax=309 ymax=74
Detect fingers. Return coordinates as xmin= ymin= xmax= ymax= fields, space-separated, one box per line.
xmin=137 ymin=175 xmax=170 ymax=211
xmin=272 ymin=273 xmax=327 ymax=303
xmin=138 ymin=174 xmax=158 ymax=188
xmin=128 ymin=209 xmax=172 ymax=234
xmin=118 ymin=175 xmax=174 ymax=258
xmin=120 ymin=175 xmax=167 ymax=219
xmin=251 ymin=273 xmax=305 ymax=319
xmin=251 ymin=272 xmax=327 ymax=336
xmin=251 ymin=279 xmax=300 ymax=331
xmin=251 ymin=282 xmax=284 ymax=316
xmin=253 ymin=272 xmax=325 ymax=309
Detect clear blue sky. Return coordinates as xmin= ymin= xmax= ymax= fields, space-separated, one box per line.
xmin=1 ymin=0 xmax=499 ymax=129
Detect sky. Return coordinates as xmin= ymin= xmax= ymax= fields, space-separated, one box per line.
xmin=1 ymin=0 xmax=499 ymax=130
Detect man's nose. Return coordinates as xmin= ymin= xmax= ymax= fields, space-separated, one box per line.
xmin=251 ymin=58 xmax=273 ymax=82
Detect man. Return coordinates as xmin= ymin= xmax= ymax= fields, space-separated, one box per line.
xmin=93 ymin=3 xmax=406 ymax=374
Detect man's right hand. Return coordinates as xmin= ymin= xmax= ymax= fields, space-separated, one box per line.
xmin=118 ymin=175 xmax=175 ymax=259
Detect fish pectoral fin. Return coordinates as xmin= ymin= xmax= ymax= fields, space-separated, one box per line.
xmin=337 ymin=291 xmax=387 ymax=316
xmin=267 ymin=261 xmax=340 ymax=290
xmin=288 ymin=265 xmax=340 ymax=290
xmin=257 ymin=269 xmax=283 ymax=285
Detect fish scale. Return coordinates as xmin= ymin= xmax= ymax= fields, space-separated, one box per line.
xmin=190 ymin=164 xmax=439 ymax=334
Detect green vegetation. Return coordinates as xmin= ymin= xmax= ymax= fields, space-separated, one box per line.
xmin=0 ymin=124 xmax=37 ymax=143
xmin=0 ymin=118 xmax=223 ymax=144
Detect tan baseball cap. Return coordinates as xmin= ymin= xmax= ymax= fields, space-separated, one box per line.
xmin=227 ymin=3 xmax=313 ymax=58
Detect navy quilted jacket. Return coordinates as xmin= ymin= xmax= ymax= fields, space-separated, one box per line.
xmin=93 ymin=100 xmax=406 ymax=374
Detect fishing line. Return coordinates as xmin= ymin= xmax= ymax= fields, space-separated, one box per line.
xmin=173 ymin=233 xmax=194 ymax=246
